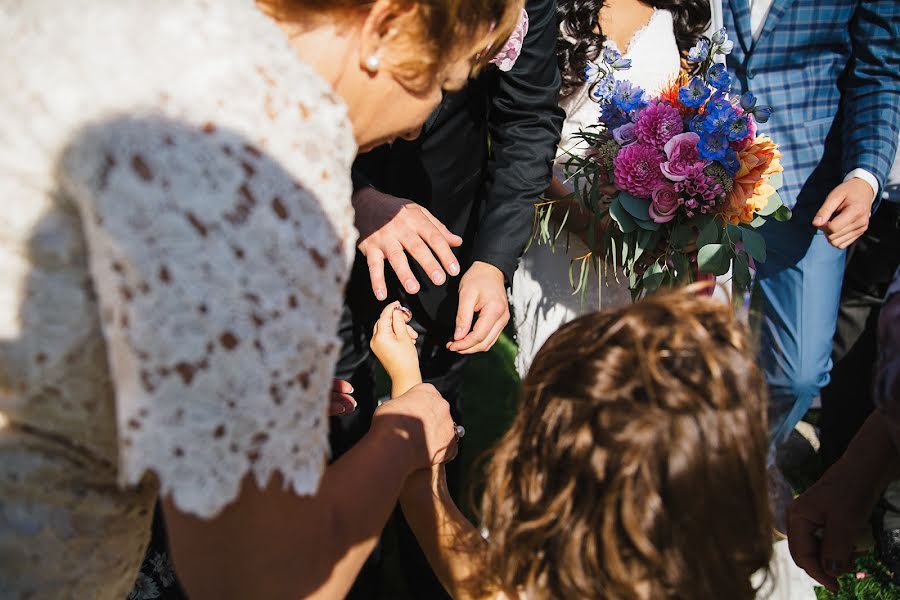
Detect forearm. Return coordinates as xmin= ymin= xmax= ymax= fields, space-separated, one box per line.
xmin=164 ymin=426 xmax=414 ymax=600
xmin=391 ymin=370 xmax=423 ymax=398
xmin=835 ymin=411 xmax=900 ymax=488
xmin=400 ymin=468 xmax=496 ymax=600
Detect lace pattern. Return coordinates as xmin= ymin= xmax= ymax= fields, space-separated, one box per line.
xmin=2 ymin=0 xmax=356 ymax=545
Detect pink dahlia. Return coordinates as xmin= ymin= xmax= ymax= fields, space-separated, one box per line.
xmin=634 ymin=101 xmax=683 ymax=151
xmin=613 ymin=143 xmax=665 ymax=198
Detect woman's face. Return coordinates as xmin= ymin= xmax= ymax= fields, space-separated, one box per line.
xmin=355 ymin=56 xmax=473 ymax=152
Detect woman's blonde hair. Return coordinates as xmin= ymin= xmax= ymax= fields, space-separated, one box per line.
xmin=480 ymin=290 xmax=773 ymax=599
xmin=259 ymin=0 xmax=522 ymax=92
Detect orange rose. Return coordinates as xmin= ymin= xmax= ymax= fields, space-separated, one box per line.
xmin=723 ymin=135 xmax=783 ymax=224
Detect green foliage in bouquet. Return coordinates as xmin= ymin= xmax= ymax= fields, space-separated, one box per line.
xmin=814 ymin=551 xmax=900 ymax=600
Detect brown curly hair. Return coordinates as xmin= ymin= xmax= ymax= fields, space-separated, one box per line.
xmin=258 ymin=0 xmax=521 ymax=93
xmin=479 ymin=289 xmax=772 ymax=599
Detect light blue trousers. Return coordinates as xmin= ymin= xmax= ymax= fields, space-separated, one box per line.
xmin=755 ymin=202 xmax=846 ymax=456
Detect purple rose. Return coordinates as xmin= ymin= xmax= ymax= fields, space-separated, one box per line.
xmin=661 ymin=132 xmax=707 ymax=182
xmin=649 ymin=182 xmax=680 ymax=223
xmin=612 ymin=122 xmax=637 ymax=146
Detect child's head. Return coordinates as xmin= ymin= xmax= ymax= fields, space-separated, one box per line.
xmin=480 ymin=290 xmax=772 ymax=600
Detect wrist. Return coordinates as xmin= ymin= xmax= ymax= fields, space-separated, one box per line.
xmin=391 ymin=372 xmax=423 ymax=398
xmin=365 ymin=418 xmax=420 ymax=479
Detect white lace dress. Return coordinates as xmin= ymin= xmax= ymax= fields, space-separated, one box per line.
xmin=510 ymin=9 xmax=681 ymax=376
xmin=0 ymin=1 xmax=357 ymax=597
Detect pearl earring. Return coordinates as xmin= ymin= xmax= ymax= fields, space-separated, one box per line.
xmin=364 ymin=55 xmax=380 ymax=73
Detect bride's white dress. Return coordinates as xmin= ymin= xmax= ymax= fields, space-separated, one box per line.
xmin=510 ymin=9 xmax=681 ymax=376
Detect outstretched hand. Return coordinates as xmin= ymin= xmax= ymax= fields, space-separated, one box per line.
xmin=447 ymin=261 xmax=509 ymax=355
xmin=812 ymin=178 xmax=876 ymax=249
xmin=353 ymin=187 xmax=463 ymax=300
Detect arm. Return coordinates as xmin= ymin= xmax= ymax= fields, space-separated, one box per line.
xmin=450 ymin=0 xmax=565 ymax=354
xmin=369 ymin=305 xmax=498 ymax=600
xmin=813 ymin=2 xmax=900 ymax=247
xmin=164 ymin=387 xmax=454 ymax=600
xmin=787 ymin=411 xmax=900 ymax=591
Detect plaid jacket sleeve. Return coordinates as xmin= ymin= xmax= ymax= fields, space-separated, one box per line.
xmin=841 ymin=1 xmax=900 ymax=195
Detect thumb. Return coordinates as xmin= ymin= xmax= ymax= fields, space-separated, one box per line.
xmin=820 ymin=519 xmax=856 ymax=578
xmin=454 ymin=289 xmax=477 ymax=342
xmin=813 ymin=189 xmax=845 ymax=228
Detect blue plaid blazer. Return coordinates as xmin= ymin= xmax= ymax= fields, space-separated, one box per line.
xmin=723 ymin=0 xmax=900 ymax=209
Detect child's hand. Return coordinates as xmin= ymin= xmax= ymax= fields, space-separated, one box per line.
xmin=370 ymin=301 xmax=422 ymax=394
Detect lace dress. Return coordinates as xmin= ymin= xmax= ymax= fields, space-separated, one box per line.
xmin=510 ymin=9 xmax=681 ymax=376
xmin=0 ymin=1 xmax=357 ymax=597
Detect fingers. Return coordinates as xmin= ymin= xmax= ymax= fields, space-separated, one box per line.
xmin=328 ymin=393 xmax=357 ymax=416
xmin=451 ymin=303 xmax=508 ymax=354
xmin=375 ymin=301 xmax=400 ymax=336
xmin=331 ymin=379 xmax=354 ymax=395
xmin=451 ymin=289 xmax=477 ymax=344
xmin=787 ymin=504 xmax=837 ymax=591
xmin=812 ymin=189 xmax=845 ymax=228
xmin=404 ymin=236 xmax=447 ymax=286
xmin=385 ymin=243 xmax=420 ymax=294
xmin=421 ymin=206 xmax=463 ymax=249
xmin=820 ymin=517 xmax=857 ymax=583
xmin=365 ymin=249 xmax=388 ymax=301
xmin=828 ymin=224 xmax=868 ymax=249
xmin=390 ymin=305 xmax=412 ymax=339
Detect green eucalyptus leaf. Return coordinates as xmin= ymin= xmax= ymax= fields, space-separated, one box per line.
xmin=725 ymin=224 xmax=743 ymax=244
xmin=642 ymin=259 xmax=665 ymax=293
xmin=750 ymin=215 xmax=767 ymax=229
xmin=609 ymin=197 xmax=638 ymax=233
xmin=697 ymin=243 xmax=731 ymax=276
xmin=741 ymin=227 xmax=766 ymax=263
xmin=697 ymin=220 xmax=721 ymax=247
xmin=757 ymin=191 xmax=783 ymax=217
xmin=767 ymin=171 xmax=783 ymax=190
xmin=618 ymin=192 xmax=652 ymax=221
xmin=671 ymin=222 xmax=693 ymax=249
xmin=636 ymin=218 xmax=661 ymax=231
xmin=733 ymin=252 xmax=752 ymax=290
xmin=773 ymin=204 xmax=792 ymax=222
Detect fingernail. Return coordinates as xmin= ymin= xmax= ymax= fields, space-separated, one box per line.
xmin=813 ymin=217 xmax=824 ymax=226
xmin=449 ymin=262 xmax=460 ymax=276
xmin=432 ymin=270 xmax=445 ymax=284
xmin=348 ymin=385 xmax=354 ymax=394
xmin=404 ymin=279 xmax=419 ymax=293
xmin=375 ymin=289 xmax=386 ymax=300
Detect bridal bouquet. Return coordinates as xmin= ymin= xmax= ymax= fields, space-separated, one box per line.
xmin=542 ymin=29 xmax=790 ymax=300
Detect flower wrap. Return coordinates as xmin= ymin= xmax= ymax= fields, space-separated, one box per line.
xmin=490 ymin=9 xmax=529 ymax=72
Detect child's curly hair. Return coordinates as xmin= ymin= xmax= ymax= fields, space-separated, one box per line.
xmin=479 ymin=289 xmax=772 ymax=599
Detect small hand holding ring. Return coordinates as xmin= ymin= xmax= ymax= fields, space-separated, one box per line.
xmin=453 ymin=423 xmax=465 ymax=439
xmin=393 ymin=305 xmax=412 ymax=320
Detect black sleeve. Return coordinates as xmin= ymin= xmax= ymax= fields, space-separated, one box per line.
xmin=470 ymin=0 xmax=565 ymax=282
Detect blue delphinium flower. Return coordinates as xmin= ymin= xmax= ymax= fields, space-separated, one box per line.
xmin=698 ymin=131 xmax=729 ymax=161
xmin=589 ymin=73 xmax=615 ymax=101
xmin=725 ymin=114 xmax=750 ymax=141
xmin=711 ymin=28 xmax=734 ymax=55
xmin=702 ymin=102 xmax=737 ymax=133
xmin=689 ymin=114 xmax=705 ymax=134
xmin=599 ymin=103 xmax=629 ymax=129
xmin=739 ymin=91 xmax=757 ymax=111
xmin=721 ymin=148 xmax=741 ymax=176
xmin=687 ymin=39 xmax=710 ymax=64
xmin=679 ymin=77 xmax=711 ymax=108
xmin=707 ymin=63 xmax=731 ymax=90
xmin=754 ymin=105 xmax=774 ymax=123
xmin=584 ymin=61 xmax=600 ymax=82
xmin=602 ymin=46 xmax=632 ymax=70
xmin=611 ymin=80 xmax=646 ymax=113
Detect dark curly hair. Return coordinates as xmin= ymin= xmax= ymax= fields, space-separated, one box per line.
xmin=557 ymin=0 xmax=711 ymax=98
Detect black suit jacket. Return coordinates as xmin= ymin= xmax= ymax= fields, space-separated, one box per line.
xmin=351 ymin=0 xmax=564 ymax=328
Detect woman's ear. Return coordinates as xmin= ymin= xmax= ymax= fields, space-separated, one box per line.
xmin=358 ymin=0 xmax=417 ymax=74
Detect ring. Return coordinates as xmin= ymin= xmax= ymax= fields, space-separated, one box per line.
xmin=453 ymin=423 xmax=466 ymax=439
xmin=393 ymin=305 xmax=412 ymax=320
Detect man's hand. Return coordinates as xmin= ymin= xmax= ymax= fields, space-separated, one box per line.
xmin=353 ymin=187 xmax=463 ymax=300
xmin=812 ymin=178 xmax=876 ymax=249
xmin=447 ymin=261 xmax=509 ymax=355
